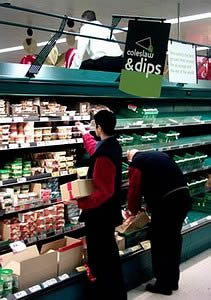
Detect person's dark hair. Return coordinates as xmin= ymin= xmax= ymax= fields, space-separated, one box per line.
xmin=94 ymin=110 xmax=116 ymax=135
xmin=81 ymin=10 xmax=96 ymax=21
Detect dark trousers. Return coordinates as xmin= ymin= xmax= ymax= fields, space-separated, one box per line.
xmin=85 ymin=218 xmax=127 ymax=300
xmin=80 ymin=56 xmax=124 ymax=72
xmin=149 ymin=189 xmax=191 ymax=288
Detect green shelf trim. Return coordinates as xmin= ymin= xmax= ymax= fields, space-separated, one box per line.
xmin=1 ymin=63 xmax=211 ymax=98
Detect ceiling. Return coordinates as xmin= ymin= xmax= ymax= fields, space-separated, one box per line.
xmin=0 ymin=0 xmax=211 ymax=63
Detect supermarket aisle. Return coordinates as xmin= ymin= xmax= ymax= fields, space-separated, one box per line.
xmin=128 ymin=249 xmax=211 ymax=300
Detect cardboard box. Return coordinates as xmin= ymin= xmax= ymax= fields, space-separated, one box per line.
xmin=1 ymin=245 xmax=57 ymax=290
xmin=116 ymin=212 xmax=150 ymax=234
xmin=115 ymin=235 xmax=125 ymax=251
xmin=60 ymin=179 xmax=94 ymax=201
xmin=31 ymin=183 xmax=42 ymax=199
xmin=41 ymin=236 xmax=83 ymax=275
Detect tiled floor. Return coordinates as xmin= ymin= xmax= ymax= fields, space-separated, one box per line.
xmin=128 ymin=249 xmax=211 ymax=300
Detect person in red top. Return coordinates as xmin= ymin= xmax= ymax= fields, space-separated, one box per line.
xmin=20 ymin=55 xmax=36 ymax=65
xmin=76 ymin=110 xmax=127 ymax=300
xmin=128 ymin=149 xmax=191 ymax=295
xmin=127 ymin=149 xmax=191 ymax=296
xmin=64 ymin=30 xmax=77 ymax=68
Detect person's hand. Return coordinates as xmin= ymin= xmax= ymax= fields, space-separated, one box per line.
xmin=75 ymin=121 xmax=87 ymax=135
xmin=122 ymin=209 xmax=136 ymax=220
xmin=138 ymin=207 xmax=146 ymax=213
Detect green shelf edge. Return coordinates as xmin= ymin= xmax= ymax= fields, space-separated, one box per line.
xmin=1 ymin=63 xmax=211 ymax=99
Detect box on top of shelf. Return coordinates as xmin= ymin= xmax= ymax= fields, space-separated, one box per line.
xmin=40 ymin=100 xmax=67 ymax=117
xmin=41 ymin=236 xmax=83 ymax=275
xmin=1 ymin=245 xmax=57 ymax=290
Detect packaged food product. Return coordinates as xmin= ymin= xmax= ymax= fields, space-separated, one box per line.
xmin=13 ymin=186 xmax=21 ymax=194
xmin=42 ymin=127 xmax=52 ymax=135
xmin=44 ymin=206 xmax=56 ymax=216
xmin=37 ymin=225 xmax=45 ymax=234
xmin=11 ymin=170 xmax=22 ymax=178
xmin=0 ymin=279 xmax=4 ymax=297
xmin=34 ymin=128 xmax=42 ymax=136
xmin=56 ymin=126 xmax=68 ymax=133
xmin=18 ymin=194 xmax=29 ymax=205
xmin=16 ymin=133 xmax=25 ymax=144
xmin=45 ymin=224 xmax=54 ymax=232
xmin=20 ymin=185 xmax=30 ymax=194
xmin=57 ymin=133 xmax=67 ymax=140
xmin=22 ymin=169 xmax=31 ymax=177
xmin=0 ymin=170 xmax=10 ymax=180
xmin=0 ymin=269 xmax=13 ymax=292
xmin=36 ymin=209 xmax=44 ymax=218
xmin=36 ymin=217 xmax=45 ymax=226
xmin=19 ymin=211 xmax=35 ymax=223
xmin=25 ymin=135 xmax=34 ymax=143
xmin=23 ymin=161 xmax=32 ymax=168
xmin=34 ymin=135 xmax=42 ymax=142
xmin=42 ymin=134 xmax=51 ymax=141
xmin=24 ymin=122 xmax=34 ymax=131
xmin=11 ymin=162 xmax=22 ymax=170
xmin=20 ymin=223 xmax=29 ymax=233
xmin=10 ymin=123 xmax=17 ymax=131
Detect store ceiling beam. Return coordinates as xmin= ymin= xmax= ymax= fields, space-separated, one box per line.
xmin=0 ymin=20 xmax=126 ymax=45
xmin=0 ymin=3 xmax=127 ymax=33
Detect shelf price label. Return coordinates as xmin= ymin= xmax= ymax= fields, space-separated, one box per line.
xmin=62 ymin=116 xmax=70 ymax=121
xmin=37 ymin=142 xmax=45 ymax=147
xmin=1 ymin=117 xmax=12 ymax=123
xmin=82 ymin=116 xmax=90 ymax=121
xmin=46 ymin=141 xmax=54 ymax=146
xmin=42 ymin=278 xmax=58 ymax=288
xmin=10 ymin=241 xmax=26 ymax=253
xmin=9 ymin=144 xmax=19 ymax=149
xmin=58 ymin=274 xmax=70 ymax=281
xmin=14 ymin=117 xmax=24 ymax=122
xmin=29 ymin=285 xmax=42 ymax=293
xmin=21 ymin=143 xmax=30 ymax=148
xmin=17 ymin=177 xmax=27 ymax=184
xmin=40 ymin=117 xmax=49 ymax=122
xmin=69 ymin=139 xmax=76 ymax=144
xmin=27 ymin=236 xmax=37 ymax=244
xmin=60 ymin=171 xmax=68 ymax=176
xmin=77 ymin=138 xmax=83 ymax=143
xmin=14 ymin=291 xmax=28 ymax=299
xmin=38 ymin=233 xmax=47 ymax=240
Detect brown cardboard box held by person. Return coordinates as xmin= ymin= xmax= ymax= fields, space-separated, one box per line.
xmin=60 ymin=179 xmax=94 ymax=201
xmin=116 ymin=211 xmax=150 ymax=234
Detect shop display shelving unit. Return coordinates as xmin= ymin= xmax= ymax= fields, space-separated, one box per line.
xmin=0 ymin=62 xmax=211 ymax=299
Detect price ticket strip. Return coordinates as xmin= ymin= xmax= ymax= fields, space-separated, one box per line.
xmin=0 ymin=138 xmax=84 ymax=151
xmin=2 ymin=273 xmax=71 ymax=300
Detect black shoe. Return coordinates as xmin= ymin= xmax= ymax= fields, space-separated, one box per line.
xmin=146 ymin=283 xmax=172 ymax=296
xmin=171 ymin=284 xmax=179 ymax=291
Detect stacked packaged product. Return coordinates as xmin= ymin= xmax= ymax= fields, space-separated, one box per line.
xmin=0 ymin=203 xmax=65 ymax=241
xmin=0 ymin=178 xmax=61 ymax=210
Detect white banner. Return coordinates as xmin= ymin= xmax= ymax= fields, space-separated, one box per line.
xmin=168 ymin=41 xmax=197 ymax=84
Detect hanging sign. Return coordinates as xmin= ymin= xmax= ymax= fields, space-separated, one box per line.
xmin=119 ymin=20 xmax=171 ymax=97
xmin=168 ymin=41 xmax=197 ymax=84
